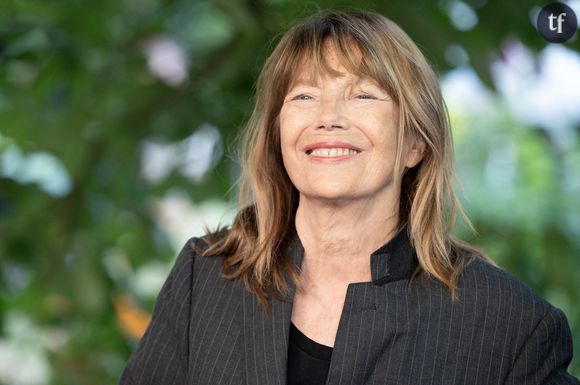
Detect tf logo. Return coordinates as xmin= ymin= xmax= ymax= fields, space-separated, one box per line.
xmin=536 ymin=2 xmax=578 ymax=43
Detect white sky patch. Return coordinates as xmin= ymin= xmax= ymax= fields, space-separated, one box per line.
xmin=0 ymin=313 xmax=51 ymax=385
xmin=141 ymin=124 xmax=223 ymax=184
xmin=141 ymin=141 xmax=179 ymax=184
xmin=150 ymin=190 xmax=235 ymax=251
xmin=447 ymin=0 xmax=479 ymax=31
xmin=143 ymin=36 xmax=189 ymax=87
xmin=491 ymin=42 xmax=580 ymax=149
xmin=130 ymin=261 xmax=169 ymax=299
xmin=441 ymin=66 xmax=495 ymax=117
xmin=0 ymin=139 xmax=72 ymax=197
xmin=179 ymin=124 xmax=223 ymax=182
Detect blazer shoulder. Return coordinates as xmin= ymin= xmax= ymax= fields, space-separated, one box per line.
xmin=119 ymin=233 xmax=240 ymax=385
xmin=184 ymin=229 xmax=231 ymax=270
xmin=182 ymin=231 xmax=245 ymax=301
xmin=463 ymin=260 xmax=580 ymax=384
xmin=459 ymin=257 xmax=557 ymax=321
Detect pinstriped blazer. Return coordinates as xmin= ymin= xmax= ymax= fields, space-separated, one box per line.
xmin=119 ymin=228 xmax=579 ymax=385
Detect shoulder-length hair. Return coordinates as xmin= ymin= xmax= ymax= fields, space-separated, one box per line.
xmin=201 ymin=10 xmax=489 ymax=310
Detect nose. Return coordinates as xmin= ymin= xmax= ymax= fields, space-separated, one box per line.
xmin=316 ymin=96 xmax=347 ymax=130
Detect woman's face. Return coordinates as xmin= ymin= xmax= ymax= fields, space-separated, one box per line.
xmin=279 ymin=47 xmax=423 ymax=205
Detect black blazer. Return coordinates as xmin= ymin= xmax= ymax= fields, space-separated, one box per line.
xmin=120 ymin=229 xmax=579 ymax=385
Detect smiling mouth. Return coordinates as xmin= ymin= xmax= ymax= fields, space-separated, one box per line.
xmin=305 ymin=148 xmax=362 ymax=157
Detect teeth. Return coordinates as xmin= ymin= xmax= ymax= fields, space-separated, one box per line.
xmin=309 ymin=148 xmax=360 ymax=157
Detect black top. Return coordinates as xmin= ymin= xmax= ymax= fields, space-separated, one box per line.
xmin=287 ymin=321 xmax=333 ymax=385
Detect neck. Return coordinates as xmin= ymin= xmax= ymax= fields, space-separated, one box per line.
xmin=294 ymin=192 xmax=401 ymax=266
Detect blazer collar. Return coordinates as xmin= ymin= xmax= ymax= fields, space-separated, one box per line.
xmin=288 ymin=225 xmax=419 ymax=286
xmin=241 ymin=226 xmax=419 ymax=385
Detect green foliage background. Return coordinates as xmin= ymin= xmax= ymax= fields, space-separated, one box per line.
xmin=0 ymin=0 xmax=578 ymax=384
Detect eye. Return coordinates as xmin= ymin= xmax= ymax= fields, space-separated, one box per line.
xmin=292 ymin=94 xmax=313 ymax=101
xmin=355 ymin=93 xmax=376 ymax=100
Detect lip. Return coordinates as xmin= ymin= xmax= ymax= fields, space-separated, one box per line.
xmin=303 ymin=141 xmax=363 ymax=154
xmin=302 ymin=141 xmax=363 ymax=163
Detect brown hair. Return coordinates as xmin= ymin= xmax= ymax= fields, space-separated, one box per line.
xmin=200 ymin=10 xmax=490 ymax=309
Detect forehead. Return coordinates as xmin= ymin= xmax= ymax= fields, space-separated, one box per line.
xmin=289 ymin=42 xmax=374 ymax=86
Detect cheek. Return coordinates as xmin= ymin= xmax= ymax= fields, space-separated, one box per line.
xmin=279 ymin=123 xmax=294 ymax=159
xmin=278 ymin=119 xmax=299 ymax=172
xmin=278 ymin=111 xmax=290 ymax=145
xmin=377 ymin=109 xmax=399 ymax=144
xmin=279 ymin=107 xmax=309 ymax=150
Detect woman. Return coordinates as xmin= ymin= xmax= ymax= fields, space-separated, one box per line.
xmin=120 ymin=10 xmax=579 ymax=385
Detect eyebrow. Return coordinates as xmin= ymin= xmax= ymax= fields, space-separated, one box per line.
xmin=286 ymin=75 xmax=389 ymax=96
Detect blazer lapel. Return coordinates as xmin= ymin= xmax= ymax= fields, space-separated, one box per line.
xmin=242 ymin=292 xmax=293 ymax=385
xmin=241 ymin=234 xmax=303 ymax=385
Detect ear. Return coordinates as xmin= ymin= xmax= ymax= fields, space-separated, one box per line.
xmin=404 ymin=135 xmax=426 ymax=169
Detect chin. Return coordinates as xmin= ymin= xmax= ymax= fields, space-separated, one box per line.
xmin=300 ymin=186 xmax=357 ymax=203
